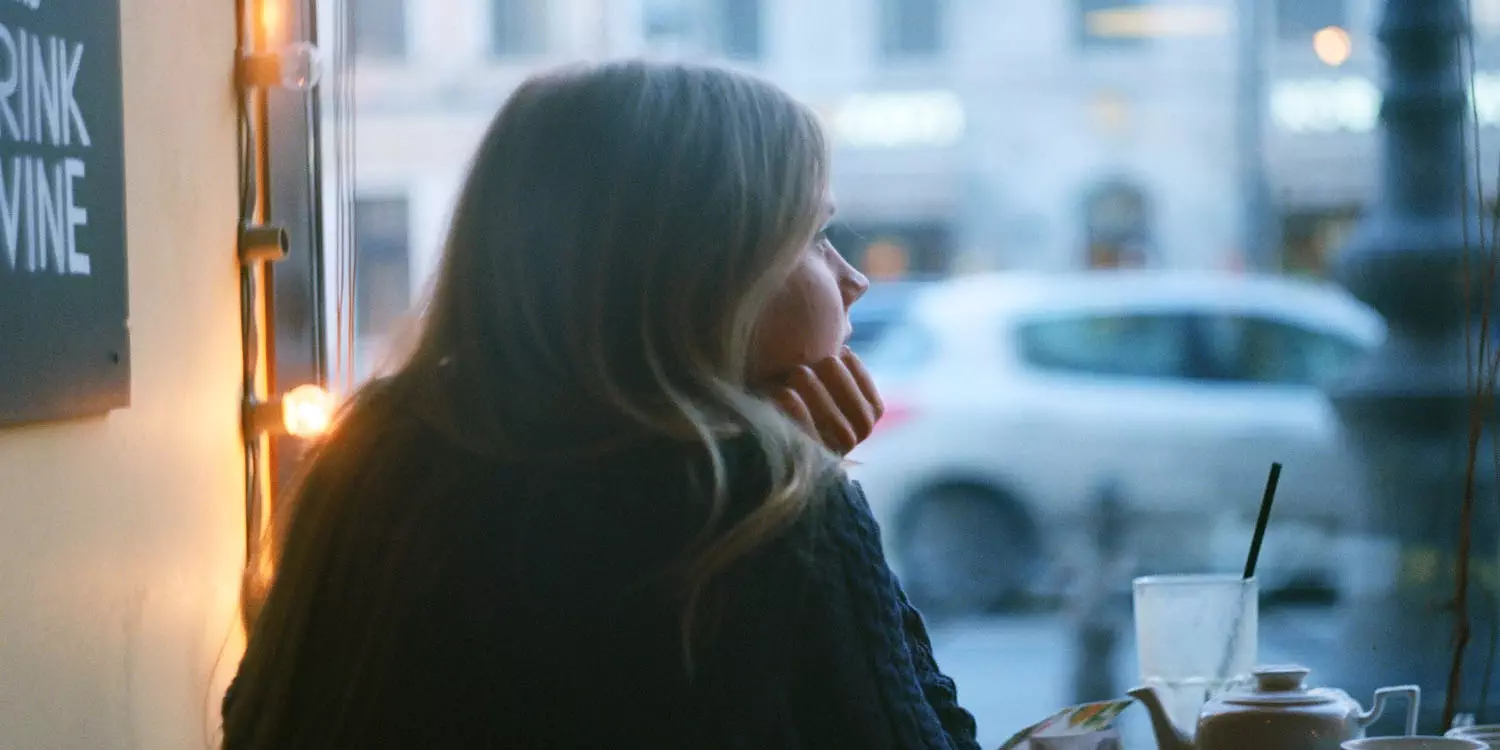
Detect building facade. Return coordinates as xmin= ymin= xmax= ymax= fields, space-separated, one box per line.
xmin=338 ymin=0 xmax=1500 ymax=371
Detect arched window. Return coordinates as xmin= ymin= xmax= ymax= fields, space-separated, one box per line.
xmin=1082 ymin=180 xmax=1152 ymax=268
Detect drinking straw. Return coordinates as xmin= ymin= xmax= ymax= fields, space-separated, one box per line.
xmin=1244 ymin=462 xmax=1283 ymax=580
xmin=1214 ymin=462 xmax=1283 ymax=689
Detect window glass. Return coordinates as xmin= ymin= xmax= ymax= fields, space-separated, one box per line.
xmin=718 ymin=0 xmax=761 ymax=60
xmin=861 ymin=320 xmax=936 ymax=380
xmin=353 ymin=196 xmax=411 ymax=339
xmin=327 ymin=0 xmax=1486 ymax=744
xmin=879 ymin=0 xmax=945 ymax=59
xmin=492 ymin=0 xmax=549 ymax=56
xmin=1076 ymin=0 xmax=1148 ymax=50
xmin=1017 ymin=313 xmax=1191 ymax=380
xmin=1195 ymin=315 xmax=1367 ymax=387
xmin=1275 ymin=0 xmax=1346 ymax=40
xmin=353 ymin=0 xmax=407 ymax=59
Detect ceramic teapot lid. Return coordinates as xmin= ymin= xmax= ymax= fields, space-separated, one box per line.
xmin=1220 ymin=665 xmax=1334 ymax=706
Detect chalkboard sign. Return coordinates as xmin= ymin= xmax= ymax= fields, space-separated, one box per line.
xmin=0 ymin=0 xmax=130 ymax=427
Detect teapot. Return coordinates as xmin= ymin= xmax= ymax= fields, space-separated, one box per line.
xmin=1128 ymin=665 xmax=1420 ymax=750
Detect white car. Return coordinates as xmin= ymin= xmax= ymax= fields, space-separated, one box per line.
xmin=846 ymin=271 xmax=1386 ymax=614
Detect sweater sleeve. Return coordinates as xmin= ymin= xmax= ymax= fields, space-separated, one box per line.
xmin=810 ymin=477 xmax=982 ymax=750
xmin=897 ymin=583 xmax=982 ymax=748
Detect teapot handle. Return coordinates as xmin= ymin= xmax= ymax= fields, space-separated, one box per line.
xmin=1359 ymin=685 xmax=1421 ymax=737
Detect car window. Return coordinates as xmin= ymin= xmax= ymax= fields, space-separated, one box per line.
xmin=1194 ymin=315 xmax=1368 ymax=386
xmin=1015 ymin=313 xmax=1192 ymax=380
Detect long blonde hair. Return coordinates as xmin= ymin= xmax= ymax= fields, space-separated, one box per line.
xmin=224 ymin=61 xmax=837 ymax=747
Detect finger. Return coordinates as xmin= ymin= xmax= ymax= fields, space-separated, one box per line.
xmin=812 ymin=355 xmax=878 ymax=441
xmin=789 ymin=366 xmax=858 ymax=454
xmin=841 ymin=346 xmax=885 ymax=421
xmin=773 ymin=387 xmax=816 ymax=435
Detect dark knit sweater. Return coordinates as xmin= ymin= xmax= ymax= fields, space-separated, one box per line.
xmin=223 ymin=429 xmax=981 ymax=749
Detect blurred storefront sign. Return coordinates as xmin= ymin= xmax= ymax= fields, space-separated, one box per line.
xmin=0 ymin=0 xmax=132 ymax=427
xmin=827 ymin=91 xmax=965 ymax=149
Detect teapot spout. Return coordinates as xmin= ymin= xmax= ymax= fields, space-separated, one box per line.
xmin=1127 ymin=686 xmax=1196 ymax=750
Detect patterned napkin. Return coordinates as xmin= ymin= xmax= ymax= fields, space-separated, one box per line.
xmin=998 ymin=698 xmax=1136 ymax=750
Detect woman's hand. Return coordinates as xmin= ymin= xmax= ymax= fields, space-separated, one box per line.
xmin=772 ymin=347 xmax=885 ymax=455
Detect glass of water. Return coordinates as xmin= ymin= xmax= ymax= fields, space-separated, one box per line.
xmin=1133 ymin=574 xmax=1258 ymax=737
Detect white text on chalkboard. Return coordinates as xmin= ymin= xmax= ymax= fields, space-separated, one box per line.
xmin=0 ymin=19 xmax=94 ymax=277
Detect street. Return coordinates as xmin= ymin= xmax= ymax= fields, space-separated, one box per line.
xmin=929 ymin=606 xmax=1342 ymax=749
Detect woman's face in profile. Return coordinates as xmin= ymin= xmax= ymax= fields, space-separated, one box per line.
xmin=752 ymin=199 xmax=870 ymax=383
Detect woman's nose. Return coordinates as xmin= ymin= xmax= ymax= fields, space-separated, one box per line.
xmin=841 ymin=262 xmax=869 ymax=307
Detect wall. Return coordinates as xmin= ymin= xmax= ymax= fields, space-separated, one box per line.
xmin=0 ymin=0 xmax=245 ymax=748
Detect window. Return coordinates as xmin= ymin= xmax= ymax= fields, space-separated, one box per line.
xmin=354 ymin=197 xmax=412 ymax=338
xmin=878 ymin=0 xmax=945 ymax=59
xmin=1195 ymin=316 xmax=1367 ymax=387
xmin=642 ymin=0 xmax=762 ymax=60
xmin=491 ymin=0 xmax=549 ymax=57
xmin=719 ymin=0 xmax=763 ymax=60
xmin=1478 ymin=0 xmax=1500 ymax=38
xmin=1077 ymin=0 xmax=1148 ymax=49
xmin=353 ymin=0 xmax=407 ymax=60
xmin=1017 ymin=313 xmax=1192 ymax=379
xmin=1275 ymin=0 xmax=1346 ymax=40
xmin=1083 ymin=181 xmax=1153 ymax=269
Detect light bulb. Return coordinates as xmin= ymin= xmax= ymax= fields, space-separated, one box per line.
xmin=279 ymin=42 xmax=324 ymax=91
xmin=281 ymin=384 xmax=335 ymax=438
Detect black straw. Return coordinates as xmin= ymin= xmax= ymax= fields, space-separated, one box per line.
xmin=1243 ymin=462 xmax=1282 ymax=580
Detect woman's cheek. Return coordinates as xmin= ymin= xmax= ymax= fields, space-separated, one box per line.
xmin=752 ymin=275 xmax=846 ymax=380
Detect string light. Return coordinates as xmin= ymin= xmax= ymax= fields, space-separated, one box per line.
xmin=280 ymin=384 xmax=336 ymax=438
xmin=236 ymin=0 xmax=328 ymax=601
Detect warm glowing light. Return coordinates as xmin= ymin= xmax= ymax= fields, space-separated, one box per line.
xmin=281 ymin=384 xmax=335 ymax=438
xmin=259 ymin=0 xmax=285 ymax=46
xmin=1313 ymin=26 xmax=1352 ymax=67
xmin=1084 ymin=6 xmax=1229 ymax=39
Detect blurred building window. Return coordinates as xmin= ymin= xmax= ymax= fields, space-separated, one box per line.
xmin=1083 ymin=181 xmax=1152 ymax=269
xmin=1077 ymin=0 xmax=1148 ymax=49
xmin=719 ymin=0 xmax=762 ymax=60
xmin=1478 ymin=0 xmax=1500 ymax=37
xmin=491 ymin=0 xmax=549 ymax=57
xmin=879 ymin=0 xmax=945 ymax=60
xmin=1279 ymin=208 xmax=1359 ymax=276
xmin=642 ymin=0 xmax=761 ymax=60
xmin=1195 ymin=315 xmax=1367 ymax=387
xmin=353 ymin=0 xmax=407 ymax=60
xmin=1017 ymin=313 xmax=1192 ymax=379
xmin=1275 ymin=0 xmax=1346 ymax=40
xmin=355 ymin=196 xmax=412 ymax=338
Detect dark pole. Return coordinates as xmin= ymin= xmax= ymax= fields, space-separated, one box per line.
xmin=1325 ymin=0 xmax=1498 ymax=731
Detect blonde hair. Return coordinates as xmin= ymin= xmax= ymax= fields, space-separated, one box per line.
xmin=225 ymin=61 xmax=837 ymax=747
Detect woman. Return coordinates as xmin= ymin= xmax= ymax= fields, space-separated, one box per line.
xmin=223 ymin=60 xmax=980 ymax=749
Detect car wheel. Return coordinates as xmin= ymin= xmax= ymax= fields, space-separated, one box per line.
xmin=895 ymin=485 xmax=1037 ymax=617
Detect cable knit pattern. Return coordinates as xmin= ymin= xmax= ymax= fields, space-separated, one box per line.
xmin=822 ymin=479 xmax=982 ymax=750
xmin=222 ymin=432 xmax=983 ymax=748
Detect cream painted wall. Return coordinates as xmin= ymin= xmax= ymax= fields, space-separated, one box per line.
xmin=0 ymin=1 xmax=245 ymax=748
